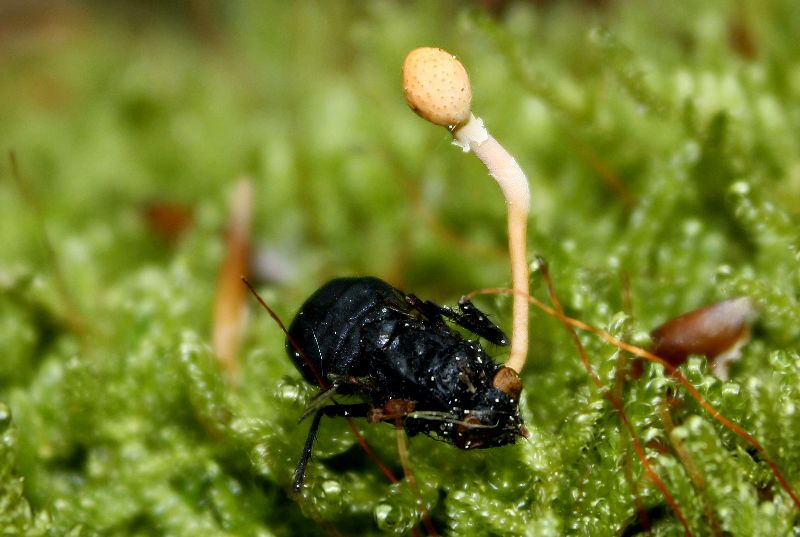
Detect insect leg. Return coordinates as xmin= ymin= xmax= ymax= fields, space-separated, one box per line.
xmin=293 ymin=403 xmax=370 ymax=493
xmin=454 ymin=298 xmax=509 ymax=345
xmin=297 ymin=381 xmax=341 ymax=422
xmin=431 ymin=298 xmax=508 ymax=346
xmin=402 ymin=291 xmax=508 ymax=345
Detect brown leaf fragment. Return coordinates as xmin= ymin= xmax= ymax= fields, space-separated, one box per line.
xmin=650 ymin=297 xmax=756 ymax=379
xmin=212 ymin=178 xmax=253 ymax=386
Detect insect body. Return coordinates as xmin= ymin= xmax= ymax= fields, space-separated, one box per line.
xmin=286 ymin=276 xmax=526 ymax=491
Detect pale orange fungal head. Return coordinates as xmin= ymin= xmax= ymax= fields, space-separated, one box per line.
xmin=403 ymin=47 xmax=472 ymax=128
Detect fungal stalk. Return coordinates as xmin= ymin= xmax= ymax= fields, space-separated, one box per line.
xmin=403 ymin=47 xmax=531 ymax=375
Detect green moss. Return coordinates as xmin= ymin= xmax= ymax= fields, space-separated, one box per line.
xmin=1 ymin=1 xmax=799 ymax=535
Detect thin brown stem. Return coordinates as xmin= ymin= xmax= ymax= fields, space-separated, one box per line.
xmin=395 ymin=424 xmax=438 ymax=537
xmin=535 ymin=264 xmax=692 ymax=536
xmin=8 ymin=151 xmax=85 ymax=338
xmin=466 ymin=286 xmax=800 ymax=510
xmin=659 ymin=402 xmax=724 ymax=537
xmin=616 ymin=271 xmax=649 ymax=534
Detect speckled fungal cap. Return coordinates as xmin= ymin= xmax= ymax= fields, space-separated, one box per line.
xmin=402 ymin=46 xmax=531 ymax=376
xmin=403 ymin=47 xmax=472 ymax=128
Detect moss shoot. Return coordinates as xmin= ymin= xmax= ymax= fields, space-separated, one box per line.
xmin=1 ymin=1 xmax=799 ymax=535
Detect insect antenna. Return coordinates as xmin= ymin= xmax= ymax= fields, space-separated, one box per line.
xmin=241 ymin=277 xmax=327 ymax=389
xmin=408 ymin=411 xmax=501 ymax=429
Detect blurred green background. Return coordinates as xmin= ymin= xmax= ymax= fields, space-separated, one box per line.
xmin=1 ymin=1 xmax=799 ymax=535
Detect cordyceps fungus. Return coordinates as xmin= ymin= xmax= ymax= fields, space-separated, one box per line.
xmin=282 ymin=277 xmax=527 ymax=493
xmin=402 ymin=47 xmax=531 ymax=383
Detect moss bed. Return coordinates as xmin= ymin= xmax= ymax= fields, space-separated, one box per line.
xmin=1 ymin=1 xmax=799 ymax=535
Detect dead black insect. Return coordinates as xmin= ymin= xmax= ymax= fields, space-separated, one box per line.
xmin=285 ymin=276 xmax=526 ymax=492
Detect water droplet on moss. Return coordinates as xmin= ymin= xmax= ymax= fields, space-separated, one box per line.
xmin=631 ymin=330 xmax=651 ymax=348
xmin=374 ymin=500 xmax=415 ymax=533
xmin=683 ymin=218 xmax=702 ymax=236
xmin=714 ymin=264 xmax=734 ymax=284
xmin=312 ymin=479 xmax=343 ymax=511
xmin=374 ymin=503 xmax=392 ymax=525
xmin=276 ymin=380 xmax=302 ymax=403
xmin=683 ymin=140 xmax=700 ymax=162
xmin=250 ymin=443 xmax=274 ymax=478
xmin=729 ymin=180 xmax=750 ymax=195
xmin=321 ymin=479 xmax=341 ymax=498
xmin=0 ymin=403 xmax=10 ymax=428
xmin=721 ymin=383 xmax=740 ymax=397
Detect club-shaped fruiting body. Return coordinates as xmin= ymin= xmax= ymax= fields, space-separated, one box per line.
xmin=403 ymin=47 xmax=531 ymax=375
xmin=403 ymin=47 xmax=472 ymax=128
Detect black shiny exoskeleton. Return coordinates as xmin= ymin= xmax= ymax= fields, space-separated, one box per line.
xmin=286 ymin=276 xmax=526 ymax=491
